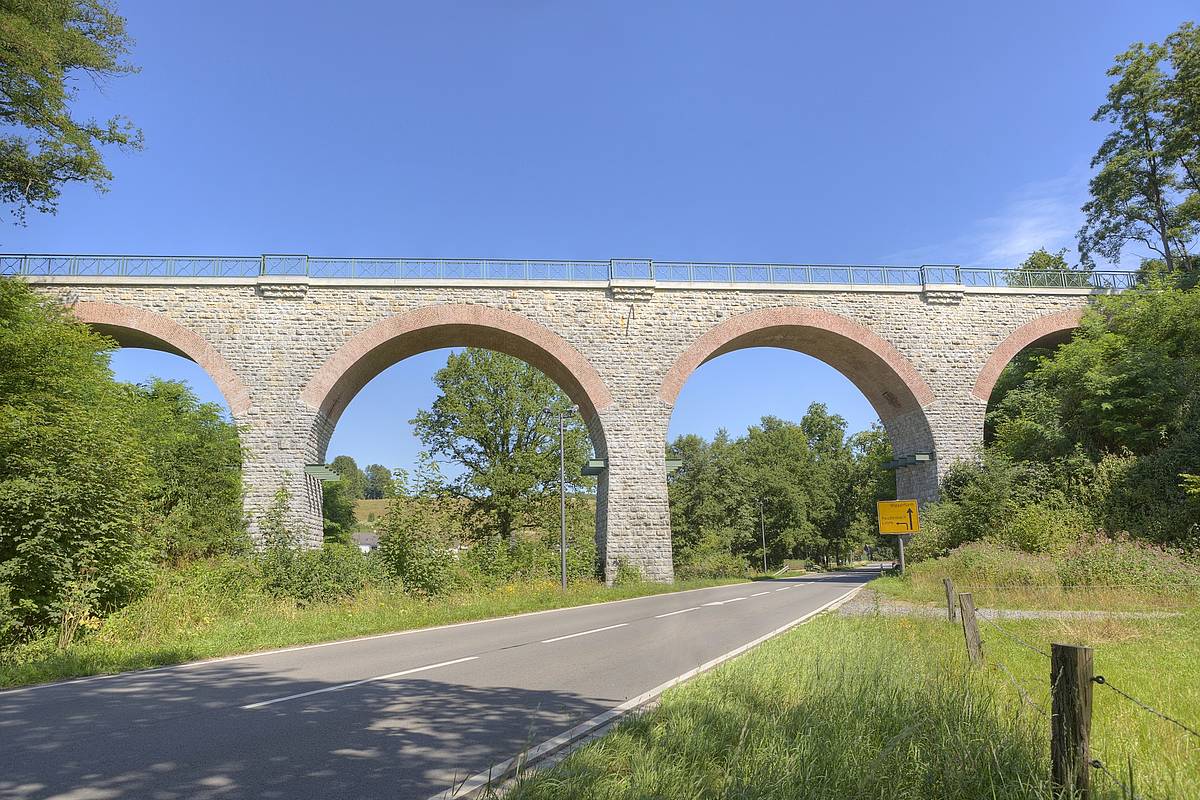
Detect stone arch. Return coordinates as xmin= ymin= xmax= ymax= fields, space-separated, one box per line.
xmin=300 ymin=304 xmax=614 ymax=459
xmin=71 ymin=301 xmax=252 ymax=416
xmin=660 ymin=306 xmax=935 ymax=420
xmin=659 ymin=306 xmax=939 ymax=500
xmin=972 ymin=308 xmax=1084 ymax=402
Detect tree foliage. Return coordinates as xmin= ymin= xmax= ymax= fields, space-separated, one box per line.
xmin=944 ymin=287 xmax=1200 ymax=555
xmin=668 ymin=404 xmax=894 ymax=571
xmin=329 ymin=455 xmax=367 ymax=499
xmin=0 ymin=282 xmax=250 ymax=642
xmin=320 ymin=480 xmax=357 ymax=545
xmin=411 ymin=348 xmax=593 ymax=541
xmin=125 ymin=379 xmax=245 ymax=561
xmin=0 ymin=279 xmax=151 ymax=637
xmin=363 ymin=463 xmax=393 ymax=499
xmin=0 ymin=0 xmax=143 ymax=222
xmin=1079 ymin=21 xmax=1200 ymax=272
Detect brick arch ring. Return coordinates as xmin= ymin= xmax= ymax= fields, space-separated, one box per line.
xmin=972 ymin=308 xmax=1084 ymax=402
xmin=71 ymin=301 xmax=252 ymax=416
xmin=658 ymin=306 xmax=936 ymax=421
xmin=300 ymin=304 xmax=614 ymax=448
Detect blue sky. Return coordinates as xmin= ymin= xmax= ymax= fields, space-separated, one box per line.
xmin=18 ymin=2 xmax=1195 ymax=469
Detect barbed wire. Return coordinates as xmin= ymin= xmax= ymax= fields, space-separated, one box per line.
xmin=1090 ymin=757 xmax=1144 ymax=800
xmin=976 ymin=615 xmax=1051 ymax=658
xmin=1092 ymin=676 xmax=1200 ymax=741
xmin=955 ymin=583 xmax=1198 ymax=591
xmin=992 ymin=661 xmax=1047 ymax=717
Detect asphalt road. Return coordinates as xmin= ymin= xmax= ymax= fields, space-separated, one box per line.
xmin=0 ymin=569 xmax=872 ymax=800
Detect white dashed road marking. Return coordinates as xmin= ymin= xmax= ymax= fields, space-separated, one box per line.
xmin=242 ymin=656 xmax=479 ymax=709
xmin=654 ymin=607 xmax=701 ymax=618
xmin=541 ymin=623 xmax=629 ymax=644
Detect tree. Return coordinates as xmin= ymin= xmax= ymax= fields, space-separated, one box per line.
xmin=329 ymin=455 xmax=366 ymax=499
xmin=321 ymin=480 xmax=357 ymax=545
xmin=667 ymin=407 xmax=894 ymax=572
xmin=667 ymin=430 xmax=743 ymax=566
xmin=411 ymin=348 xmax=592 ymax=541
xmin=0 ymin=279 xmax=151 ymax=640
xmin=0 ymin=0 xmax=143 ymax=223
xmin=363 ymin=463 xmax=393 ymax=499
xmin=1079 ymin=24 xmax=1199 ymax=271
xmin=982 ymin=288 xmax=1200 ymax=545
xmin=125 ymin=379 xmax=245 ymax=561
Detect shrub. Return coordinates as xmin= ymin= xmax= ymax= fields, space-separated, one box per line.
xmin=907 ymin=541 xmax=1060 ymax=589
xmin=612 ymin=557 xmax=644 ymax=586
xmin=375 ymin=499 xmax=457 ymax=596
xmin=457 ymin=535 xmax=513 ymax=586
xmin=676 ymin=550 xmax=749 ymax=580
xmin=989 ymin=502 xmax=1090 ymax=555
xmin=1057 ymin=533 xmax=1200 ymax=590
xmin=254 ymin=485 xmax=376 ymax=605
xmin=259 ymin=543 xmax=376 ymax=605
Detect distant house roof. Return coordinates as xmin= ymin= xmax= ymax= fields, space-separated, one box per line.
xmin=352 ymin=531 xmax=379 ymax=549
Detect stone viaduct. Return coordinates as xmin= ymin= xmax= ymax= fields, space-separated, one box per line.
xmin=9 ymin=255 xmax=1132 ymax=582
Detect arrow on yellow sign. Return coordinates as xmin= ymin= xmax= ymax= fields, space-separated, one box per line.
xmin=877 ymin=500 xmax=920 ymax=534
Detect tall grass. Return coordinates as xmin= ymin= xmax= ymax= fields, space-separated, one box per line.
xmin=504 ymin=611 xmax=1200 ymax=799
xmin=877 ymin=538 xmax=1200 ymax=610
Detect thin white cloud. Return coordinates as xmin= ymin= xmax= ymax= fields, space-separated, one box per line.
xmin=972 ymin=174 xmax=1084 ymax=266
xmin=889 ymin=167 xmax=1146 ymax=270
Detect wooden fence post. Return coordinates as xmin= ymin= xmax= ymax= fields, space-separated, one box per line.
xmin=943 ymin=577 xmax=957 ymax=621
xmin=958 ymin=592 xmax=983 ymax=666
xmin=1051 ymin=643 xmax=1093 ymax=799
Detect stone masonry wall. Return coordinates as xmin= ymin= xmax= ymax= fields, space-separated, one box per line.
xmin=30 ymin=276 xmax=1098 ymax=582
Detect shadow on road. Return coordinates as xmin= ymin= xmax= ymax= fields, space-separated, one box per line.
xmin=0 ymin=664 xmax=610 ymax=800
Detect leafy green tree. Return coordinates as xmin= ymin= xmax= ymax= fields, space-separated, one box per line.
xmin=1007 ymin=247 xmax=1092 ymax=287
xmin=669 ymin=406 xmax=892 ymax=571
xmin=329 ymin=454 xmax=366 ymax=499
xmin=990 ymin=289 xmax=1200 ymax=461
xmin=0 ymin=0 xmax=143 ymax=222
xmin=1079 ymin=23 xmax=1199 ymax=271
xmin=125 ymin=379 xmax=245 ymax=561
xmin=411 ymin=348 xmax=592 ymax=541
xmin=321 ymin=480 xmax=357 ymax=545
xmin=363 ymin=463 xmax=393 ymax=499
xmin=0 ymin=279 xmax=151 ymax=640
xmin=968 ymin=287 xmax=1200 ymax=548
xmin=667 ymin=430 xmax=745 ymax=568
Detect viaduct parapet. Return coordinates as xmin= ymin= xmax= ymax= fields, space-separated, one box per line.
xmin=11 ymin=255 xmax=1128 ymax=582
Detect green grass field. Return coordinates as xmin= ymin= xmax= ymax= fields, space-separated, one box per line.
xmin=503 ymin=598 xmax=1200 ymax=799
xmin=0 ymin=574 xmax=746 ymax=689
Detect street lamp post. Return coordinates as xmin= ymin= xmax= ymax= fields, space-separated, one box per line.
xmin=545 ymin=405 xmax=577 ymax=591
xmin=759 ymin=500 xmax=768 ymax=573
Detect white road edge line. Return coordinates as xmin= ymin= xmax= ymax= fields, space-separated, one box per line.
xmin=427 ymin=583 xmax=864 ymax=800
xmin=0 ymin=579 xmax=768 ymax=697
xmin=654 ymin=607 xmax=700 ymax=618
xmin=241 ymin=656 xmax=478 ymax=710
xmin=540 ymin=623 xmax=628 ymax=644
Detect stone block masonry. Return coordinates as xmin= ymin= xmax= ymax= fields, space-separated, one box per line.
xmin=27 ymin=274 xmax=1100 ymax=583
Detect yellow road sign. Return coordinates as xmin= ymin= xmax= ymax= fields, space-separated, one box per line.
xmin=877 ymin=500 xmax=919 ymax=534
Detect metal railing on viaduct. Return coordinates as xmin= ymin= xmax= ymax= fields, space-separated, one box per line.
xmin=1 ymin=253 xmax=1137 ymax=290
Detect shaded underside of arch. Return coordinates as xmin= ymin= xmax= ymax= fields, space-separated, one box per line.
xmin=301 ymin=304 xmax=614 ymax=452
xmin=972 ymin=308 xmax=1084 ymax=402
xmin=659 ymin=307 xmax=936 ymax=424
xmin=71 ymin=301 xmax=252 ymax=415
